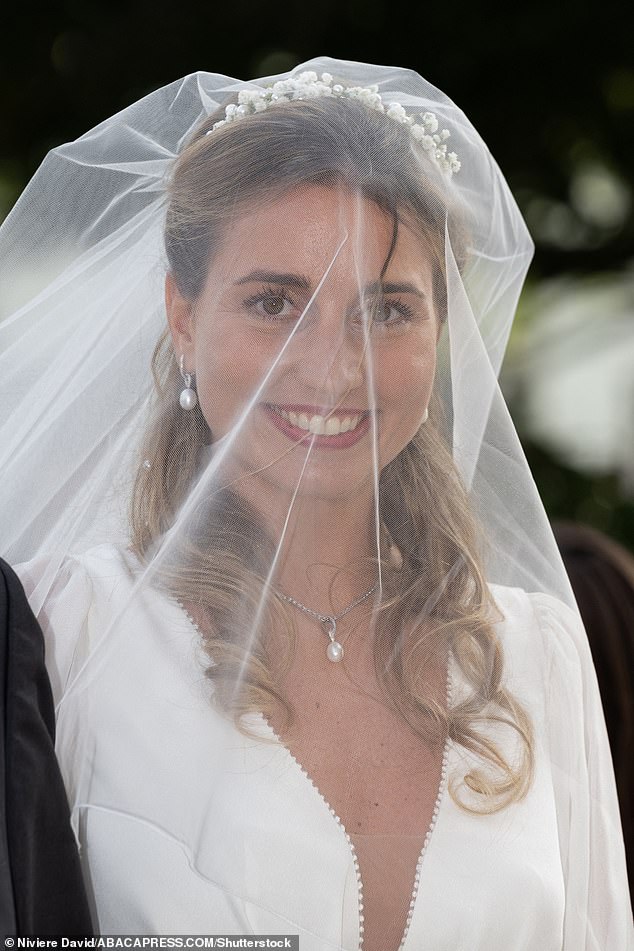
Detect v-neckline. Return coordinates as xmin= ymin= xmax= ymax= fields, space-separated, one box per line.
xmin=255 ymin=667 xmax=454 ymax=951
xmin=173 ymin=592 xmax=455 ymax=951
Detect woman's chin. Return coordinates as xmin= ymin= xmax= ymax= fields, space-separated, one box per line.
xmin=248 ymin=458 xmax=375 ymax=505
xmin=272 ymin=467 xmax=373 ymax=500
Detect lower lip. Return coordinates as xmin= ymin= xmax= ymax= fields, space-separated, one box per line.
xmin=262 ymin=405 xmax=372 ymax=449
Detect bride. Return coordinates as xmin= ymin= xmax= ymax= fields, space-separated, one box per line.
xmin=1 ymin=60 xmax=632 ymax=949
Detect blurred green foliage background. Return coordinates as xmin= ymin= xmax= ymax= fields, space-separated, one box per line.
xmin=2 ymin=0 xmax=634 ymax=550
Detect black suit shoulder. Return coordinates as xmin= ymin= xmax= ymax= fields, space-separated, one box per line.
xmin=0 ymin=558 xmax=94 ymax=936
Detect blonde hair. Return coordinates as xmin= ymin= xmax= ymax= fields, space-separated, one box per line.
xmin=131 ymin=94 xmax=534 ymax=815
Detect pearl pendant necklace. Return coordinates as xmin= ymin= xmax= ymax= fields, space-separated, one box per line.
xmin=322 ymin=617 xmax=344 ymax=662
xmin=276 ymin=583 xmax=378 ymax=663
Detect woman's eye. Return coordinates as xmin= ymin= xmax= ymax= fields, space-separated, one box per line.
xmin=365 ymin=298 xmax=415 ymax=327
xmin=244 ymin=287 xmax=297 ymax=320
xmin=375 ymin=302 xmax=395 ymax=322
xmin=260 ymin=295 xmax=291 ymax=317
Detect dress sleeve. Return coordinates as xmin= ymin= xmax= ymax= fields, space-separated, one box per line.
xmin=13 ymin=554 xmax=94 ymax=709
xmin=530 ymin=591 xmax=633 ymax=950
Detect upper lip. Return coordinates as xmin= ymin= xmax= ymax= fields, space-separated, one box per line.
xmin=266 ymin=403 xmax=370 ymax=416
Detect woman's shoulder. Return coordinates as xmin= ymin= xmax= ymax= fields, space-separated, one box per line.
xmin=486 ymin=581 xmax=590 ymax=683
xmin=14 ymin=542 xmax=140 ymax=599
xmin=488 ymin=581 xmax=580 ymax=629
xmin=57 ymin=541 xmax=141 ymax=579
xmin=12 ymin=543 xmax=146 ymax=706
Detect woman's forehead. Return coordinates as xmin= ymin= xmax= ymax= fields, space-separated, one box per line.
xmin=209 ymin=184 xmax=435 ymax=289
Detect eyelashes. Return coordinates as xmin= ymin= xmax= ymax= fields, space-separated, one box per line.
xmin=243 ymin=285 xmax=297 ymax=320
xmin=372 ymin=298 xmax=416 ymax=323
xmin=242 ymin=284 xmax=420 ymax=328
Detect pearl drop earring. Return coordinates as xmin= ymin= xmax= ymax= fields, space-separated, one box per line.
xmin=179 ymin=354 xmax=198 ymax=410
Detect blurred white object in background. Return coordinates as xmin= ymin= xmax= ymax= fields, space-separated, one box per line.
xmin=503 ymin=271 xmax=634 ymax=493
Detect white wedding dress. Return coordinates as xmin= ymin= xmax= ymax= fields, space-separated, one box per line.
xmin=15 ymin=544 xmax=633 ymax=950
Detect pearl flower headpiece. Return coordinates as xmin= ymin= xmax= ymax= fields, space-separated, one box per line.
xmin=206 ymin=71 xmax=461 ymax=176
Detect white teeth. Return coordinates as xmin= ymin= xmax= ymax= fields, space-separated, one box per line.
xmin=309 ymin=414 xmax=325 ymax=435
xmin=272 ymin=407 xmax=363 ymax=436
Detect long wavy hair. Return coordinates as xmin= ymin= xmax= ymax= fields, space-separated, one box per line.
xmin=130 ymin=94 xmax=534 ymax=815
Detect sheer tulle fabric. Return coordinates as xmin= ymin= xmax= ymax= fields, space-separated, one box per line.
xmin=1 ymin=57 xmax=631 ymax=948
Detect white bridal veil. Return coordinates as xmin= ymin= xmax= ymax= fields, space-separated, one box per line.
xmin=0 ymin=56 xmax=631 ymax=948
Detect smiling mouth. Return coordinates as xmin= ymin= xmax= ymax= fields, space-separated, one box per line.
xmin=266 ymin=404 xmax=369 ymax=436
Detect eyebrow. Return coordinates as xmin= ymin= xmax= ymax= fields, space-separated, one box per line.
xmin=373 ymin=281 xmax=427 ymax=300
xmin=234 ymin=271 xmax=428 ymax=300
xmin=235 ymin=270 xmax=311 ymax=290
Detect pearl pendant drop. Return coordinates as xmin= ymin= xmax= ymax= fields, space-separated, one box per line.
xmin=326 ymin=640 xmax=344 ymax=662
xmin=323 ymin=617 xmax=344 ymax=662
xmin=180 ymin=387 xmax=198 ymax=410
xmin=275 ymin=583 xmax=377 ymax=668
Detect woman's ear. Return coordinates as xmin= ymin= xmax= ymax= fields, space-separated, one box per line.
xmin=165 ymin=273 xmax=196 ymax=368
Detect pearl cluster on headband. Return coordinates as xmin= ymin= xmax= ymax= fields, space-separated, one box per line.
xmin=206 ymin=71 xmax=461 ymax=176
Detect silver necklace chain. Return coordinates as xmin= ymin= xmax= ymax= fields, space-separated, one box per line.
xmin=275 ymin=582 xmax=378 ymax=663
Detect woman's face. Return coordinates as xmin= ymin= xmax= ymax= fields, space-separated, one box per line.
xmin=167 ymin=184 xmax=440 ymax=503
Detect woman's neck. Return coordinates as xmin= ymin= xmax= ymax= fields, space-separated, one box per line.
xmin=241 ymin=481 xmax=381 ymax=614
xmin=275 ymin=522 xmax=380 ymax=616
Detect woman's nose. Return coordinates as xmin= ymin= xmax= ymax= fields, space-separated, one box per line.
xmin=290 ymin=318 xmax=366 ymax=397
